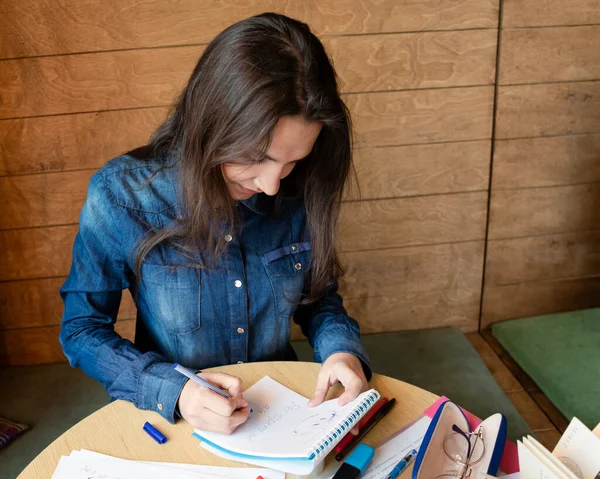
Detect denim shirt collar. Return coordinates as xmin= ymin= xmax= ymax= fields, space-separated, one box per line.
xmin=239 ymin=194 xmax=269 ymax=215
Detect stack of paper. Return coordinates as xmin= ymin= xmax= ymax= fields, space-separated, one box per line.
xmin=51 ymin=449 xmax=285 ymax=479
xmin=518 ymin=417 xmax=600 ymax=479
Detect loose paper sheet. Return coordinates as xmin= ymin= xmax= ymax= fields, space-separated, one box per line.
xmin=51 ymin=449 xmax=285 ymax=479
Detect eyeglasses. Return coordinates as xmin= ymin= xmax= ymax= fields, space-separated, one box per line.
xmin=434 ymin=424 xmax=486 ymax=479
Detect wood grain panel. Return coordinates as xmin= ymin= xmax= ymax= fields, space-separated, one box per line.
xmin=1 ymin=86 xmax=494 ymax=176
xmin=349 ymin=140 xmax=490 ymax=200
xmin=485 ymin=231 xmax=600 ymax=286
xmin=339 ymin=191 xmax=488 ymax=252
xmin=329 ymin=30 xmax=496 ymax=93
xmin=0 ymin=278 xmax=137 ymax=330
xmin=1 ymin=141 xmax=491 ymax=230
xmin=339 ymin=241 xmax=484 ymax=298
xmin=0 ymin=46 xmax=202 ymax=119
xmin=350 ymin=86 xmax=494 ymax=147
xmin=0 ymin=0 xmax=499 ymax=59
xmin=0 ymin=244 xmax=483 ymax=330
xmin=0 ymin=244 xmax=484 ymax=331
xmin=344 ymin=288 xmax=480 ymax=333
xmin=499 ymin=26 xmax=600 ymax=85
xmin=0 ymin=108 xmax=165 ymax=176
xmin=0 ymin=192 xmax=487 ymax=281
xmin=0 ymin=241 xmax=486 ymax=362
xmin=493 ymin=134 xmax=600 ymax=190
xmin=496 ymin=81 xmax=600 ymax=139
xmin=0 ymin=140 xmax=490 ymax=229
xmin=294 ymin=242 xmax=484 ymax=336
xmin=1 ymin=33 xmax=496 ymax=120
xmin=488 ymin=183 xmax=600 ymax=239
xmin=0 ymin=319 xmax=136 ymax=366
xmin=481 ymin=277 xmax=600 ymax=328
xmin=0 ymin=225 xmax=77 ymax=281
xmin=503 ymin=0 xmax=600 ymax=28
xmin=0 ymin=170 xmax=92 ymax=230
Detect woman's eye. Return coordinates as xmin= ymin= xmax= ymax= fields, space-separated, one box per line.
xmin=242 ymin=155 xmax=264 ymax=164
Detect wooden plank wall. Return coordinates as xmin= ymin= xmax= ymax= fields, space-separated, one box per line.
xmin=0 ymin=0 xmax=515 ymax=366
xmin=481 ymin=0 xmax=600 ymax=327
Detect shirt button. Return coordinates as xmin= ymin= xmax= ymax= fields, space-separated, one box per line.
xmin=295 ymin=262 xmax=302 ymax=271
xmin=157 ymin=403 xmax=163 ymax=411
xmin=224 ymin=234 xmax=233 ymax=242
xmin=237 ymin=327 xmax=245 ymax=334
xmin=237 ymin=361 xmax=244 ymax=364
xmin=234 ymin=280 xmax=242 ymax=288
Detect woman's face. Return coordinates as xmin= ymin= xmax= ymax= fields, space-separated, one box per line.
xmin=221 ymin=115 xmax=322 ymax=200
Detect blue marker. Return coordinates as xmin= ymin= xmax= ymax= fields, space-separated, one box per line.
xmin=384 ymin=449 xmax=418 ymax=479
xmin=143 ymin=422 xmax=167 ymax=444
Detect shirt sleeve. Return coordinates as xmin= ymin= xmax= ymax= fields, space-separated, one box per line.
xmin=59 ymin=173 xmax=188 ymax=423
xmin=292 ymin=281 xmax=372 ymax=380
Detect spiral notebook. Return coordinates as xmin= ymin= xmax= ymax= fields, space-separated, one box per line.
xmin=192 ymin=376 xmax=381 ymax=474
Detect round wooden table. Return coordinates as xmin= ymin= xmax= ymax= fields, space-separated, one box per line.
xmin=18 ymin=362 xmax=438 ymax=478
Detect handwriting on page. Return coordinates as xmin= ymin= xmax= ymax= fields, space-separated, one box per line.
xmin=80 ymin=464 xmax=119 ymax=479
xmin=293 ymin=411 xmax=341 ymax=435
xmin=245 ymin=401 xmax=301 ymax=441
xmin=52 ymin=462 xmax=122 ymax=479
xmin=244 ymin=395 xmax=350 ymax=445
xmin=193 ymin=377 xmax=380 ymax=462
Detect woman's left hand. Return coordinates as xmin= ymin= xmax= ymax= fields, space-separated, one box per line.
xmin=308 ymin=352 xmax=368 ymax=408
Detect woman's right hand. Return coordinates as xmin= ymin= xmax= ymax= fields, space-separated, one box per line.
xmin=177 ymin=371 xmax=250 ymax=434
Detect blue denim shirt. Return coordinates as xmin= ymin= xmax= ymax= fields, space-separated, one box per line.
xmin=60 ymin=154 xmax=371 ymax=423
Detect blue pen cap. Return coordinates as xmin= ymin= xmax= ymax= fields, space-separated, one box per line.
xmin=143 ymin=421 xmax=167 ymax=444
xmin=345 ymin=444 xmax=375 ymax=473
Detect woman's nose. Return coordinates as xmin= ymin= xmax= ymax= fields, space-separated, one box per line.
xmin=254 ymin=167 xmax=282 ymax=196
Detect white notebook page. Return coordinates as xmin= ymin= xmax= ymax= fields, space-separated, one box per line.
xmin=194 ymin=376 xmax=378 ymax=458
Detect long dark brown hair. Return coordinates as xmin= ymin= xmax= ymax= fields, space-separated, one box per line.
xmin=134 ymin=12 xmax=353 ymax=302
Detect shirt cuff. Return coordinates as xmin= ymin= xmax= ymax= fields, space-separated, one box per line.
xmin=138 ymin=362 xmax=190 ymax=423
xmin=313 ymin=323 xmax=372 ymax=381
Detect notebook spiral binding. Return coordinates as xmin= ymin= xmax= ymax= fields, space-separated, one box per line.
xmin=306 ymin=390 xmax=381 ymax=459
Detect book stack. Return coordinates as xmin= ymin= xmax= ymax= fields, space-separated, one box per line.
xmin=518 ymin=417 xmax=600 ymax=479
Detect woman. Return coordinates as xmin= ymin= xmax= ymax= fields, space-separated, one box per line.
xmin=60 ymin=12 xmax=370 ymax=435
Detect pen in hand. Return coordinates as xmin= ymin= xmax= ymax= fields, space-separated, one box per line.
xmin=173 ymin=363 xmax=232 ymax=398
xmin=384 ymin=449 xmax=417 ymax=479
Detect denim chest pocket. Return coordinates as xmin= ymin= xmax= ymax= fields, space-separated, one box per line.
xmin=261 ymin=241 xmax=311 ymax=318
xmin=140 ymin=263 xmax=201 ymax=334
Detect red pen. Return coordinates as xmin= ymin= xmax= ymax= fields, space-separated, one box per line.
xmin=333 ymin=397 xmax=389 ymax=455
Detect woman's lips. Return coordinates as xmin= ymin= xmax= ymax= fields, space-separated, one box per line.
xmin=239 ymin=185 xmax=259 ymax=195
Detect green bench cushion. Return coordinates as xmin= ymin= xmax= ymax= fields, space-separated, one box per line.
xmin=493 ymin=308 xmax=600 ymax=429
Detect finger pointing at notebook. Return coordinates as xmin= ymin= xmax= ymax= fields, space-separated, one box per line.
xmin=308 ymin=353 xmax=368 ymax=409
xmin=178 ymin=371 xmax=250 ymax=434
